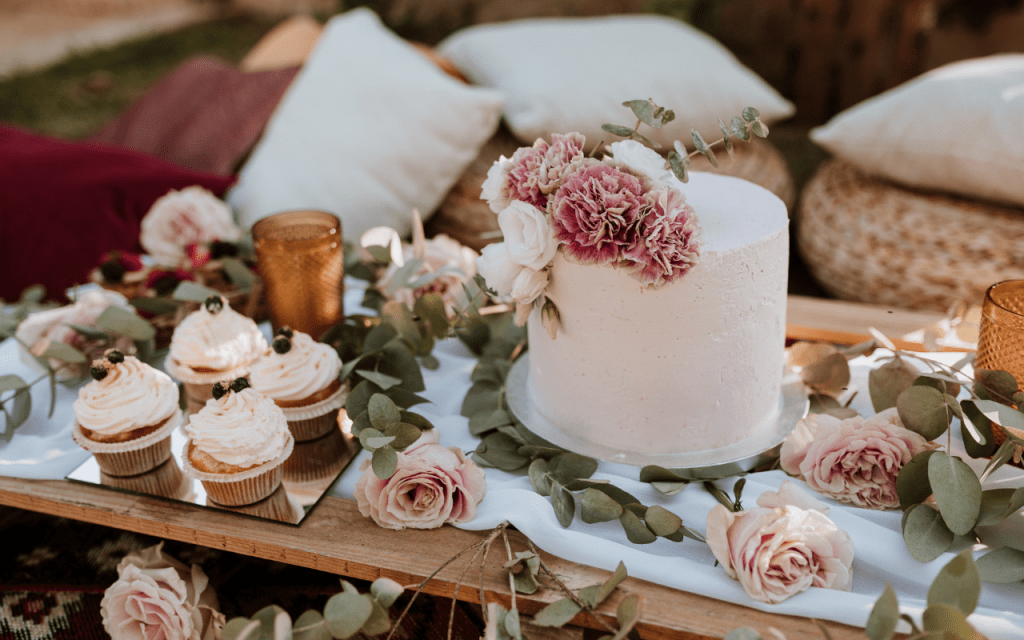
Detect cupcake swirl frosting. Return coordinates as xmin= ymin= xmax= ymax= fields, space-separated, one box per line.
xmin=249 ymin=332 xmax=342 ymax=402
xmin=73 ymin=356 xmax=179 ymax=436
xmin=168 ymin=300 xmax=267 ymax=373
xmin=185 ymin=388 xmax=289 ymax=468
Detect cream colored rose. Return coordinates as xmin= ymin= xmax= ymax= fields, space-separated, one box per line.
xmin=510 ymin=267 xmax=547 ymax=306
xmin=780 ymin=408 xmax=938 ymax=509
xmin=706 ymin=489 xmax=854 ymax=604
xmin=498 ymin=201 xmax=559 ymax=271
xmin=476 ymin=242 xmax=521 ymax=297
xmin=607 ymin=140 xmax=673 ymax=185
xmin=355 ymin=442 xmax=487 ymax=530
xmin=141 ymin=186 xmax=241 ymax=267
xmin=481 ymin=156 xmax=513 ymax=214
xmin=377 ymin=234 xmax=479 ymax=312
xmin=101 ymin=542 xmax=221 ymax=640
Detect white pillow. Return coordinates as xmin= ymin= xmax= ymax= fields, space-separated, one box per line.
xmin=437 ymin=15 xmax=794 ymax=148
xmin=811 ymin=54 xmax=1024 ymax=207
xmin=229 ymin=8 xmax=505 ymax=239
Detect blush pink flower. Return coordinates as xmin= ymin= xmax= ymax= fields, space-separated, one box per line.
xmin=101 ymin=542 xmax=222 ymax=640
xmin=355 ymin=442 xmax=487 ymax=530
xmin=621 ymin=187 xmax=700 ymax=287
xmin=550 ymin=163 xmax=648 ymax=265
xmin=485 ymin=134 xmax=590 ymax=214
xmin=780 ymin=409 xmax=939 ymax=510
xmin=504 ymin=141 xmax=551 ymax=211
xmin=706 ymin=481 xmax=854 ymax=604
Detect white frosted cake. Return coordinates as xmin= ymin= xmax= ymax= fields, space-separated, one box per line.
xmin=476 ymin=132 xmax=789 ymax=461
xmin=525 ymin=172 xmax=789 ymax=457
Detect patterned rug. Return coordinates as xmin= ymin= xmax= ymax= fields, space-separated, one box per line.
xmin=0 ymin=504 xmax=485 ymax=640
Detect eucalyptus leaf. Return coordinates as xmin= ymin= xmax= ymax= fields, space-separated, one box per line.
xmin=369 ymin=576 xmax=403 ymax=611
xmin=644 ymin=505 xmax=682 ymax=537
xmin=601 ymin=124 xmax=635 ymax=137
xmin=623 ymin=99 xmax=657 ymax=127
xmin=869 ymin=358 xmax=919 ymax=412
xmin=980 ymin=440 xmax=1017 ymax=480
xmin=368 ymin=394 xmax=401 ymax=431
xmin=690 ymin=129 xmax=708 ymax=153
xmin=628 ymin=130 xmax=657 ymax=148
xmin=580 ymin=488 xmax=624 ymax=523
xmin=960 ymin=400 xmax=996 ymax=458
xmin=802 ymin=352 xmax=850 ymax=394
xmin=292 ymin=611 xmax=330 ymax=640
xmin=974 ymin=369 xmax=1019 ymax=403
xmin=398 ymin=410 xmax=434 ymax=431
xmin=650 ymin=481 xmax=688 ymax=495
xmin=0 ymin=374 xmax=28 ymax=394
xmin=547 ymin=452 xmax=599 ymax=484
xmin=551 ymin=482 xmax=576 ymax=528
xmin=528 ymin=458 xmax=553 ymax=496
xmin=360 ymin=599 xmax=391 ymax=636
xmin=469 ymin=408 xmax=513 ymax=436
xmin=378 ymin=343 xmax=426 ymax=392
xmin=476 ymin=432 xmax=530 ymax=471
xmin=221 ymin=257 xmax=256 ymax=290
xmin=927 ymin=549 xmax=980 ymax=615
xmin=513 ymin=567 xmax=540 ymax=595
xmin=751 ymin=120 xmax=768 ymax=138
xmin=667 ymin=150 xmax=688 ymax=183
xmin=381 ymin=301 xmax=421 ymax=353
xmin=567 ymin=480 xmax=642 ymax=508
xmin=729 ymin=116 xmax=750 ymax=141
xmin=530 ymin=598 xmax=581 ymax=627
xmin=896 ymin=450 xmax=937 ymax=508
xmin=461 ymin=382 xmax=502 ymax=418
xmin=362 ymin=323 xmax=398 ymax=355
xmin=865 ymin=583 xmax=899 ymax=640
xmin=742 ymin=107 xmax=760 ymax=121
xmin=357 ymin=427 xmax=386 ymax=450
xmin=349 ymin=410 xmax=372 ymax=438
xmin=471 ymin=359 xmax=512 ymax=386
xmin=928 ymin=452 xmax=982 ymax=535
xmin=364 ymin=435 xmax=396 ymax=450
xmin=371 ymin=446 xmax=398 ymax=479
xmin=613 ymin=594 xmax=641 ymax=640
xmin=596 ymin=561 xmax=628 ymax=605
xmin=346 ymin=381 xmax=381 ymax=422
xmin=383 ymin=423 xmax=421 ymax=450
xmin=40 ymin=341 xmax=87 ymax=364
xmin=902 ymin=504 xmax=955 ymax=562
xmin=897 ymin=385 xmax=951 ymax=441
xmin=972 ymin=399 xmax=1024 ymax=432
xmin=8 ymin=389 xmax=31 ymax=433
xmin=355 ymin=370 xmax=403 ymax=391
xmin=913 ymin=372 xmax=961 ymax=398
xmin=252 ymin=605 xmax=292 ymax=640
xmin=413 ymin=293 xmax=450 ymax=340
xmin=975 ymin=547 xmax=1024 ymax=584
xmin=384 ymin=387 xmax=430 ymax=409
xmin=222 ymin=619 xmax=261 ymax=640
xmin=618 ymin=509 xmax=657 ymax=544
xmin=976 ymin=488 xmax=1024 ymax=526
xmin=921 ymin=604 xmax=975 ymax=639
xmin=578 ymin=585 xmax=600 ymax=608
xmin=65 ymin=323 xmax=111 ymax=340
xmin=172 ymin=280 xmax=222 ymax=302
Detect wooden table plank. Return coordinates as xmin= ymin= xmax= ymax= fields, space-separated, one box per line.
xmin=0 ymin=476 xmax=867 ymax=640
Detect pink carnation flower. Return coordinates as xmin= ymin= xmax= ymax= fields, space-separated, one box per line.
xmin=780 ymin=409 xmax=939 ymax=510
xmin=550 ymin=163 xmax=648 ymax=265
xmin=505 ymin=141 xmax=551 ymax=211
xmin=621 ymin=188 xmax=700 ymax=287
xmin=492 ymin=134 xmax=589 ymax=213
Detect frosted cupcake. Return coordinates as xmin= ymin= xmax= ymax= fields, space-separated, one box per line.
xmin=182 ymin=377 xmax=294 ymax=506
xmin=249 ymin=327 xmax=347 ymax=442
xmin=165 ymin=296 xmax=267 ymax=415
xmin=71 ymin=350 xmax=182 ymax=477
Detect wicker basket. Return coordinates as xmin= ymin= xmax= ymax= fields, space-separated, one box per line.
xmin=426 ymin=127 xmax=796 ymax=252
xmin=797 ymin=159 xmax=1024 ymax=312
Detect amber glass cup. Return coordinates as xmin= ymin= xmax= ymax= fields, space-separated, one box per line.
xmin=252 ymin=210 xmax=344 ymax=338
xmin=974 ymin=281 xmax=1024 ymax=448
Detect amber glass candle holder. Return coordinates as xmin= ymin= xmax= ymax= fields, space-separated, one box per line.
xmin=974 ymin=280 xmax=1024 ymax=448
xmin=252 ymin=210 xmax=344 ymax=338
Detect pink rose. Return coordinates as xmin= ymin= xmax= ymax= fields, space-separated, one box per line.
xmin=621 ymin=187 xmax=700 ymax=287
xmin=377 ymin=234 xmax=479 ymax=313
xmin=706 ymin=481 xmax=854 ymax=604
xmin=355 ymin=442 xmax=487 ymax=530
xmin=141 ymin=186 xmax=241 ymax=268
xmin=780 ymin=409 xmax=939 ymax=509
xmin=101 ymin=542 xmax=222 ymax=640
xmin=550 ymin=163 xmax=647 ymax=265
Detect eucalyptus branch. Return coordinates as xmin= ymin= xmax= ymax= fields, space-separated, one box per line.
xmin=525 ymin=539 xmax=620 ymax=635
xmin=501 ymin=528 xmax=518 ymax=615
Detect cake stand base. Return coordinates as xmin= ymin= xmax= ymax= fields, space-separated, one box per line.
xmin=505 ymin=354 xmax=808 ymax=474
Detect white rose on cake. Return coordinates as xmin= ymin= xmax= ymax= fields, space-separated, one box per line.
xmin=498 ymin=201 xmax=558 ymax=271
xmin=140 ymin=186 xmax=241 ymax=268
xmin=476 ymin=242 xmax=521 ymax=297
xmin=607 ymin=140 xmax=674 ymax=186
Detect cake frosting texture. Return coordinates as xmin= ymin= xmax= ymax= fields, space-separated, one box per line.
xmin=249 ymin=332 xmax=342 ymax=403
xmin=526 ymin=172 xmax=789 ymax=457
xmin=166 ymin=298 xmax=267 ymax=379
xmin=185 ymin=387 xmax=290 ymax=468
xmin=73 ymin=355 xmax=179 ymax=438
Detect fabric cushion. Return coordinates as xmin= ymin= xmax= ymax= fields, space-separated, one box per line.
xmin=0 ymin=126 xmax=235 ymax=301
xmin=437 ymin=15 xmax=794 ymax=148
xmin=89 ymin=56 xmax=299 ymax=176
xmin=811 ymin=54 xmax=1024 ymax=208
xmin=228 ymin=8 xmax=505 ymax=240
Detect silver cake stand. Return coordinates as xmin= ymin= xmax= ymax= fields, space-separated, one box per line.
xmin=505 ymin=354 xmax=808 ymax=475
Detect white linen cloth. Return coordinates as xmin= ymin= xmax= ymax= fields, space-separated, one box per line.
xmin=3 ymin=284 xmax=1022 ymax=637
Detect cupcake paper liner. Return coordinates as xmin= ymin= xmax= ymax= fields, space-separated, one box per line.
xmin=278 ymin=382 xmax=349 ymax=422
xmin=72 ymin=409 xmax=183 ymax=477
xmin=100 ymin=457 xmax=194 ymax=500
xmin=282 ymin=428 xmax=353 ymax=484
xmin=207 ymin=484 xmax=303 ymax=523
xmin=181 ymin=434 xmax=295 ymax=507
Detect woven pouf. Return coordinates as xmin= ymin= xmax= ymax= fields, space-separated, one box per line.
xmin=426 ymin=129 xmax=796 ymax=252
xmin=797 ymin=159 xmax=1024 ymax=312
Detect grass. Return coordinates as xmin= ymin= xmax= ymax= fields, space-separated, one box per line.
xmin=0 ymin=14 xmax=278 ymax=139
